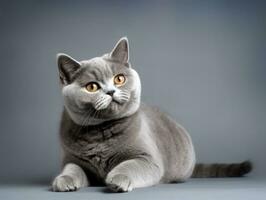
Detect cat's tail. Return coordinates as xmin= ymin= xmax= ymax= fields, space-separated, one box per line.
xmin=191 ymin=160 xmax=252 ymax=178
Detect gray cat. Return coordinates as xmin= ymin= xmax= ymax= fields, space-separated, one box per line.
xmin=52 ymin=37 xmax=252 ymax=192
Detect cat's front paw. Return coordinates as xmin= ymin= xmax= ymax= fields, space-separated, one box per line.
xmin=105 ymin=174 xmax=133 ymax=192
xmin=52 ymin=175 xmax=78 ymax=192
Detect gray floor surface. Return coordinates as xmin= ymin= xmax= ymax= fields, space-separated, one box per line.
xmin=1 ymin=178 xmax=265 ymax=200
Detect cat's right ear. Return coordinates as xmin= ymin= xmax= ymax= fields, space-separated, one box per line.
xmin=110 ymin=37 xmax=129 ymax=64
xmin=57 ymin=53 xmax=81 ymax=85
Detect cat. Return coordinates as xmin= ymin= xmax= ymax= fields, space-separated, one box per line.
xmin=52 ymin=37 xmax=252 ymax=192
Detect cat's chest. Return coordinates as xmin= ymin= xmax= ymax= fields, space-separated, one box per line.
xmin=63 ymin=128 xmax=125 ymax=175
xmin=61 ymin=114 xmax=140 ymax=177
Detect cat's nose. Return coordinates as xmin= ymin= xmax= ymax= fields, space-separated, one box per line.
xmin=106 ymin=90 xmax=115 ymax=96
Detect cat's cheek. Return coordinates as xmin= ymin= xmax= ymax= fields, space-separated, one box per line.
xmin=77 ymin=88 xmax=100 ymax=103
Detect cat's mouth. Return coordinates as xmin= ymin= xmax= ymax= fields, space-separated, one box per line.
xmin=106 ymin=96 xmax=128 ymax=110
xmin=111 ymin=98 xmax=123 ymax=105
xmin=94 ymin=97 xmax=124 ymax=111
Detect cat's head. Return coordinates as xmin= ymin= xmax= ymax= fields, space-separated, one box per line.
xmin=57 ymin=37 xmax=141 ymax=125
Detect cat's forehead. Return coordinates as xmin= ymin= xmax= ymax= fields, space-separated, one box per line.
xmin=80 ymin=57 xmax=107 ymax=68
xmin=77 ymin=57 xmax=128 ymax=84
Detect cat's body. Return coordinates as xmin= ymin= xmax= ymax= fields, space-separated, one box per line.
xmin=60 ymin=103 xmax=195 ymax=185
xmin=52 ymin=37 xmax=251 ymax=192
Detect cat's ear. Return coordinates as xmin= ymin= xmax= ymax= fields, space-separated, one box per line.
xmin=57 ymin=53 xmax=81 ymax=85
xmin=110 ymin=37 xmax=129 ymax=64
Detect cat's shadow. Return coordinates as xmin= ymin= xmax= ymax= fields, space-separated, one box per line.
xmin=21 ymin=177 xmax=128 ymax=193
xmin=101 ymin=187 xmax=127 ymax=194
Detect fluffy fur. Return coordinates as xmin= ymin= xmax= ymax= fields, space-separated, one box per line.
xmin=52 ymin=37 xmax=252 ymax=192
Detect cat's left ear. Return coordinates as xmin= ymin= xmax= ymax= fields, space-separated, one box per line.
xmin=57 ymin=53 xmax=81 ymax=85
xmin=110 ymin=37 xmax=129 ymax=64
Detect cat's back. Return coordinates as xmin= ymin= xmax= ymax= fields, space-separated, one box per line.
xmin=140 ymin=103 xmax=196 ymax=181
xmin=140 ymin=103 xmax=194 ymax=153
xmin=139 ymin=103 xmax=185 ymax=133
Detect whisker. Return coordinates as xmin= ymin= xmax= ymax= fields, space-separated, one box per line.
xmin=96 ymin=98 xmax=109 ymax=110
xmin=95 ymin=96 xmax=105 ymax=105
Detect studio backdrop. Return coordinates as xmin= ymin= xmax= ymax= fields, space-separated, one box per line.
xmin=0 ymin=0 xmax=265 ymax=183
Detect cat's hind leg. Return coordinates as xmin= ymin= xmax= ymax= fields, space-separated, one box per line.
xmin=52 ymin=163 xmax=89 ymax=192
xmin=105 ymin=158 xmax=163 ymax=192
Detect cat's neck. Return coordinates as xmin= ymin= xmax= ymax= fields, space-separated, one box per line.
xmin=64 ymin=105 xmax=105 ymax=125
xmin=63 ymin=107 xmax=139 ymax=129
xmin=62 ymin=108 xmax=140 ymax=142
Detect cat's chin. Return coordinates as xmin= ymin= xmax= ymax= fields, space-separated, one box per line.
xmin=102 ymin=101 xmax=121 ymax=113
xmin=94 ymin=100 xmax=126 ymax=119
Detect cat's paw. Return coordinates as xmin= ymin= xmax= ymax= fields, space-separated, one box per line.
xmin=52 ymin=175 xmax=78 ymax=192
xmin=105 ymin=174 xmax=133 ymax=192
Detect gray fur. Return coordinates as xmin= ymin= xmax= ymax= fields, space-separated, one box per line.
xmin=192 ymin=161 xmax=252 ymax=178
xmin=52 ymin=37 xmax=251 ymax=192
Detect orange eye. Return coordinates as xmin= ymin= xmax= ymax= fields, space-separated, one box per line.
xmin=114 ymin=74 xmax=126 ymax=86
xmin=86 ymin=82 xmax=100 ymax=92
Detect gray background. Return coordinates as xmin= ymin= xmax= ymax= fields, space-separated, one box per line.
xmin=0 ymin=0 xmax=265 ymax=185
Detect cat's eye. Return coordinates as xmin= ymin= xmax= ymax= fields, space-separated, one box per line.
xmin=86 ymin=82 xmax=100 ymax=92
xmin=114 ymin=74 xmax=126 ymax=86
